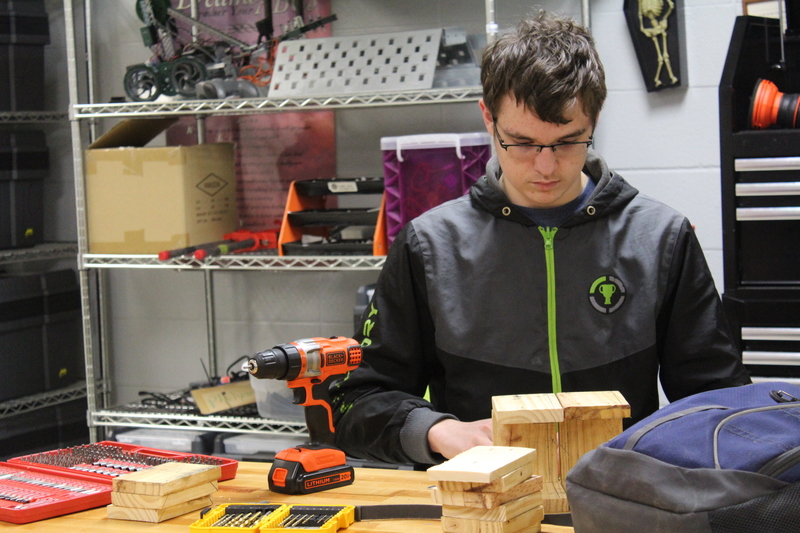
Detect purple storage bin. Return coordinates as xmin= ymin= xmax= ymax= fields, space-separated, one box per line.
xmin=381 ymin=132 xmax=492 ymax=244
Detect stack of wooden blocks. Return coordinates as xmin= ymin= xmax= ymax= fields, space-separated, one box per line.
xmin=428 ymin=446 xmax=544 ymax=533
xmin=107 ymin=462 xmax=221 ymax=523
xmin=492 ymin=390 xmax=630 ymax=514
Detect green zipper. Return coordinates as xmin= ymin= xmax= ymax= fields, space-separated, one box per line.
xmin=539 ymin=226 xmax=562 ymax=394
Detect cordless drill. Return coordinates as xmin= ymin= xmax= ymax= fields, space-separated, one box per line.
xmin=245 ymin=336 xmax=362 ymax=494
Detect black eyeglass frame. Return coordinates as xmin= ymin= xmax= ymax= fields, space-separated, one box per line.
xmin=492 ymin=118 xmax=593 ymax=154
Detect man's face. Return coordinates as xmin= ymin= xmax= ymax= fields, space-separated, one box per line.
xmin=480 ymin=94 xmax=594 ymax=209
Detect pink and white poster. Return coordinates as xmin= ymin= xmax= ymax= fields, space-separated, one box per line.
xmin=166 ymin=0 xmax=336 ymax=231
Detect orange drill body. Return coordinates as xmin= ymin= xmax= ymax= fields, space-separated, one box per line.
xmin=246 ymin=336 xmax=361 ymax=443
xmin=246 ymin=336 xmax=361 ymax=495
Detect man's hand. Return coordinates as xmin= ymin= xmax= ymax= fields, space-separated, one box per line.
xmin=428 ymin=418 xmax=493 ymax=459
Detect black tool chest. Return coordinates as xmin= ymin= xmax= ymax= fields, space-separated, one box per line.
xmin=719 ymin=15 xmax=800 ymax=382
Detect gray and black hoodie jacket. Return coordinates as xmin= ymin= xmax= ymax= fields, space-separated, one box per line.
xmin=332 ymin=151 xmax=750 ymax=466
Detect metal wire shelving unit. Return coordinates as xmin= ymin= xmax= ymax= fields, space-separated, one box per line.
xmin=62 ymin=0 xmax=491 ymax=440
xmin=73 ymin=88 xmax=482 ymax=118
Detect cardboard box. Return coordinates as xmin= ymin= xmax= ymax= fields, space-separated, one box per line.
xmin=85 ymin=118 xmax=238 ymax=254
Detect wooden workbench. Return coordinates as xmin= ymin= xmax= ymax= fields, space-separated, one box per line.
xmin=0 ymin=462 xmax=574 ymax=532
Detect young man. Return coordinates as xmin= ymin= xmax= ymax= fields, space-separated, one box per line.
xmin=331 ymin=11 xmax=750 ymax=465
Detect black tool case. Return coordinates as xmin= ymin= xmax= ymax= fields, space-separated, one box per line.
xmin=0 ymin=130 xmax=48 ymax=249
xmin=0 ymin=269 xmax=83 ymax=402
xmin=0 ymin=0 xmax=50 ymax=111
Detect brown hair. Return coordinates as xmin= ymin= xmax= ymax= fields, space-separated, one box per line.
xmin=481 ymin=11 xmax=606 ymax=125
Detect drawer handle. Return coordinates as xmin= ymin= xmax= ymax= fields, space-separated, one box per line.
xmin=743 ymin=351 xmax=800 ymax=365
xmin=736 ymin=182 xmax=800 ymax=196
xmin=742 ymin=327 xmax=800 ymax=341
xmin=736 ymin=207 xmax=800 ymax=221
xmin=735 ymin=157 xmax=800 ymax=171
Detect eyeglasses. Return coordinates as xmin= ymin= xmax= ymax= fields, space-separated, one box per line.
xmin=493 ymin=118 xmax=593 ymax=160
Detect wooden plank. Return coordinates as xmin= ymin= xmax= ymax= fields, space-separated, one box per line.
xmin=110 ymin=481 xmax=217 ymax=509
xmin=436 ymin=461 xmax=534 ymax=493
xmin=112 ymin=463 xmax=221 ymax=496
xmin=542 ymin=482 xmax=569 ymax=514
xmin=442 ymin=491 xmax=543 ymax=521
xmin=190 ymin=380 xmax=256 ymax=414
xmin=434 ymin=476 xmax=543 ymax=509
xmin=556 ymin=391 xmax=630 ymax=421
xmin=106 ymin=496 xmax=213 ymax=523
xmin=427 ymin=446 xmax=537 ymax=483
xmin=441 ymin=505 xmax=544 ymax=533
xmin=492 ymin=394 xmax=564 ymax=424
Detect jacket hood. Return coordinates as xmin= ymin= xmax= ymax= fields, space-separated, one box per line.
xmin=470 ymin=150 xmax=639 ymax=228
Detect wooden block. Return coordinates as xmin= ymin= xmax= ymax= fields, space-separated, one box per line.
xmin=106 ymin=495 xmax=213 ymax=523
xmin=112 ymin=462 xmax=221 ymax=497
xmin=556 ymin=391 xmax=630 ymax=420
xmin=110 ymin=480 xmax=217 ymax=509
xmin=436 ymin=461 xmax=534 ymax=493
xmin=190 ymin=380 xmax=256 ymax=414
xmin=492 ymin=394 xmax=564 ymax=425
xmin=428 ymin=446 xmax=537 ymax=484
xmin=443 ymin=491 xmax=543 ymax=521
xmin=434 ymin=476 xmax=543 ymax=509
xmin=541 ymin=482 xmax=569 ymax=514
xmin=441 ymin=505 xmax=544 ymax=533
xmin=493 ymin=411 xmax=558 ymax=484
xmin=559 ymin=417 xmax=623 ymax=491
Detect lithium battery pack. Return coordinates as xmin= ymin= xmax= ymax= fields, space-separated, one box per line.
xmin=267 ymin=446 xmax=354 ymax=495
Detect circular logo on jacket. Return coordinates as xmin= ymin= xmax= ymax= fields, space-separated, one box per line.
xmin=589 ymin=275 xmax=626 ymax=314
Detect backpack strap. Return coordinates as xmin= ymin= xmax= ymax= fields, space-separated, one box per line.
xmin=622 ymin=405 xmax=728 ymax=450
xmin=713 ymin=403 xmax=800 ymax=470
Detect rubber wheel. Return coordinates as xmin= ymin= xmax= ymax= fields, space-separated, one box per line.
xmin=123 ymin=64 xmax=162 ymax=102
xmin=170 ymin=56 xmax=207 ymax=98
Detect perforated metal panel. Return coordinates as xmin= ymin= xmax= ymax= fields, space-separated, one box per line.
xmin=270 ymin=29 xmax=443 ymax=98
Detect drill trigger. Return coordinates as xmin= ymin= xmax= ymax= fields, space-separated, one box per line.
xmin=292 ymin=387 xmax=307 ymax=404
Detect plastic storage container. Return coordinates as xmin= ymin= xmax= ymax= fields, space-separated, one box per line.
xmin=0 ymin=130 xmax=48 ymax=249
xmin=0 ymin=269 xmax=83 ymax=402
xmin=249 ymin=374 xmax=306 ymax=422
xmin=113 ymin=428 xmax=216 ymax=454
xmin=220 ymin=433 xmax=307 ymax=459
xmin=0 ymin=0 xmax=50 ymax=111
xmin=381 ymin=132 xmax=491 ymax=243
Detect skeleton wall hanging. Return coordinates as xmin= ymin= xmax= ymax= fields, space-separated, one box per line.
xmin=624 ymin=0 xmax=686 ymax=92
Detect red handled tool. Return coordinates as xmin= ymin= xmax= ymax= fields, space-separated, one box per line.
xmin=157 ymin=228 xmax=280 ymax=261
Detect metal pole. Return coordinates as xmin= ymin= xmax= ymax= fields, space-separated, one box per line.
xmin=64 ymin=0 xmax=100 ymax=442
xmin=485 ymin=0 xmax=497 ymax=44
xmin=84 ymin=0 xmax=97 ymax=140
xmin=581 ymin=0 xmax=591 ymax=30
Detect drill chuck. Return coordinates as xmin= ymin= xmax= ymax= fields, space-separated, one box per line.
xmin=246 ymin=343 xmax=303 ymax=380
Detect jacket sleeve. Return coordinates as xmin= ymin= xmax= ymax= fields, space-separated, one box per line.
xmin=331 ymin=225 xmax=454 ymax=465
xmin=657 ymin=219 xmax=751 ymax=401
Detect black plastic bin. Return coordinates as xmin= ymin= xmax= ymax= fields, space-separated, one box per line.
xmin=0 ymin=269 xmax=84 ymax=402
xmin=0 ymin=130 xmax=48 ymax=249
xmin=0 ymin=0 xmax=50 ymax=111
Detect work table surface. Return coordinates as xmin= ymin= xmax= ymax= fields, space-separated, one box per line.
xmin=0 ymin=462 xmax=574 ymax=532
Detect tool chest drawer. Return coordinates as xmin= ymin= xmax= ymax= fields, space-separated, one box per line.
xmin=733 ymin=158 xmax=800 ymax=285
xmin=723 ymin=289 xmax=800 ymax=380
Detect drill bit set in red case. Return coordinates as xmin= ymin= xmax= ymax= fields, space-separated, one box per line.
xmin=0 ymin=441 xmax=238 ymax=524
